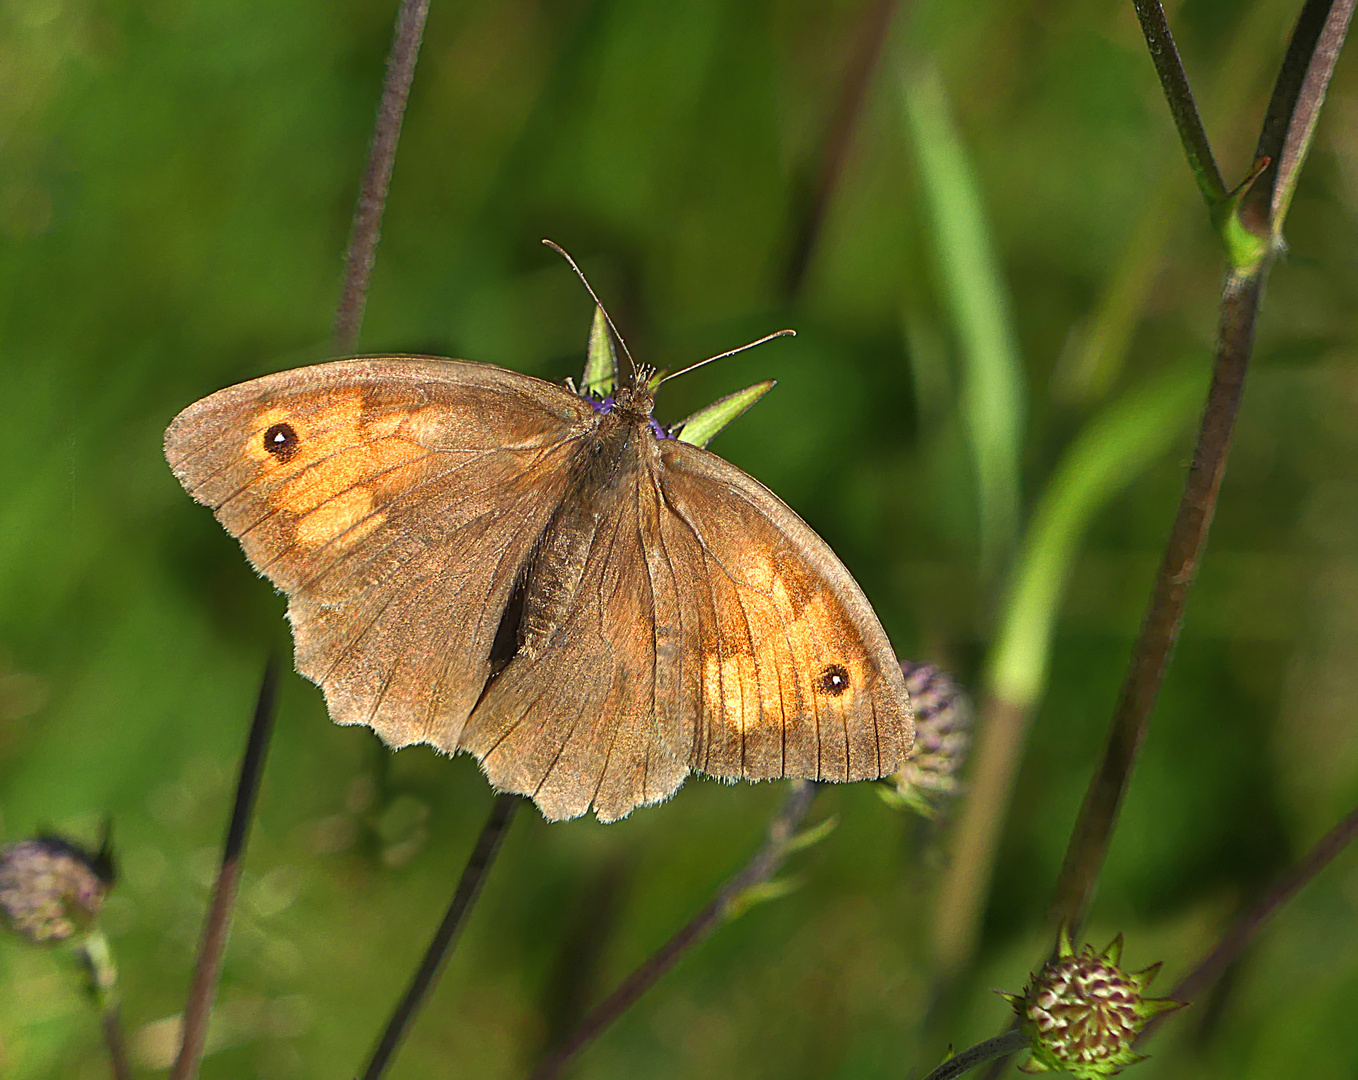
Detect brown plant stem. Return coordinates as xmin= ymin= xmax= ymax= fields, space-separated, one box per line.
xmin=332 ymin=0 xmax=432 ymax=353
xmin=1239 ymin=0 xmax=1356 ymax=239
xmin=783 ymin=0 xmax=902 ymax=297
xmin=170 ymin=656 xmax=280 ymax=1080
xmin=528 ymin=781 xmax=820 ymax=1080
xmin=101 ymin=1004 xmax=132 ymax=1080
xmin=1048 ymin=0 xmax=1353 ymax=949
xmin=360 ymin=793 xmax=519 ymax=1080
xmin=1138 ymin=800 xmax=1358 ymax=1044
xmin=1048 ymin=268 xmax=1262 ymax=937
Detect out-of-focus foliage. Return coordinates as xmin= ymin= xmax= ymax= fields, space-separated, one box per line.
xmin=1 ymin=0 xmax=1356 ymax=1077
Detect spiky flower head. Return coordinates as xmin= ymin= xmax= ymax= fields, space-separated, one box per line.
xmin=0 ymin=835 xmax=115 ymax=945
xmin=1000 ymin=929 xmax=1183 ymax=1077
xmin=880 ymin=661 xmax=971 ymax=818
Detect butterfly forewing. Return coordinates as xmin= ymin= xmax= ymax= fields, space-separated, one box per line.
xmin=164 ymin=357 xmax=596 ymax=750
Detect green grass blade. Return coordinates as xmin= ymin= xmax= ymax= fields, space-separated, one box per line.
xmin=988 ymin=361 xmax=1206 ymax=707
xmin=902 ymin=68 xmax=1026 ymax=570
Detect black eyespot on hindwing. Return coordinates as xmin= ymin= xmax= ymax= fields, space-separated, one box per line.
xmin=817 ymin=663 xmax=850 ymax=697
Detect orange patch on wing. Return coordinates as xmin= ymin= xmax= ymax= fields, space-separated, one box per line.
xmin=295 ymin=487 xmax=383 ymax=548
xmin=246 ymin=392 xmax=429 ymax=547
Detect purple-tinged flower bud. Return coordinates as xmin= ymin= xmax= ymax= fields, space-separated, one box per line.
xmin=999 ymin=928 xmax=1184 ymax=1077
xmin=881 ymin=661 xmax=972 ymax=818
xmin=0 ymin=835 xmax=115 ymax=945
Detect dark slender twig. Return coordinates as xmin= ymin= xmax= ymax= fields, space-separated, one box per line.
xmin=1239 ymin=0 xmax=1356 ymax=238
xmin=1137 ymin=800 xmax=1358 ymax=1044
xmin=332 ymin=0 xmax=432 ymax=353
xmin=170 ymin=656 xmax=280 ymax=1080
xmin=1048 ymin=0 xmax=1353 ymax=949
xmin=921 ymin=1030 xmax=1029 ymax=1080
xmin=1048 ymin=270 xmax=1262 ymax=936
xmin=978 ymin=14 xmax=1352 ymax=1080
xmin=1130 ymin=0 xmax=1227 ymax=205
xmin=528 ymin=781 xmax=820 ymax=1080
xmin=360 ymin=793 xmax=519 ymax=1080
xmin=783 ymin=0 xmax=902 ymax=297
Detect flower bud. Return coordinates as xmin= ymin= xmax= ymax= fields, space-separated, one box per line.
xmin=881 ymin=661 xmax=972 ymax=818
xmin=1000 ymin=929 xmax=1183 ymax=1077
xmin=0 ymin=835 xmax=115 ymax=945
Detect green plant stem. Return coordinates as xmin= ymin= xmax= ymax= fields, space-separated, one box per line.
xmin=1130 ymin=0 xmax=1227 ymax=205
xmin=78 ymin=931 xmax=131 ymax=1080
xmin=527 ymin=781 xmax=819 ymax=1080
xmin=171 ymin=657 xmax=280 ymax=1080
xmin=360 ymin=793 xmax=519 ymax=1080
xmin=1138 ymin=799 xmax=1358 ymax=1045
xmin=921 ymin=1030 xmax=1029 ymax=1080
xmin=333 ymin=0 xmax=432 ymax=352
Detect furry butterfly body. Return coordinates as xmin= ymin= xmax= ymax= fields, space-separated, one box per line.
xmin=165 ymin=356 xmax=914 ymax=821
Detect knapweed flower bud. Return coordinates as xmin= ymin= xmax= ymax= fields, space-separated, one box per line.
xmin=1000 ymin=929 xmax=1183 ymax=1077
xmin=881 ymin=661 xmax=971 ymax=818
xmin=0 ymin=836 xmax=115 ymax=945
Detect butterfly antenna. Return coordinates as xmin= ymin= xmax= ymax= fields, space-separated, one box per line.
xmin=656 ymin=328 xmax=795 ymax=387
xmin=542 ymin=239 xmax=638 ymax=384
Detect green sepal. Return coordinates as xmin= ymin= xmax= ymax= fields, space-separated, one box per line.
xmin=673 ymin=380 xmax=775 ymax=449
xmin=1056 ymin=924 xmax=1075 ymax=959
xmin=1131 ymin=961 xmax=1163 ymax=991
xmin=876 ymin=777 xmax=942 ymax=820
xmin=781 ymin=814 xmax=839 ymax=856
xmin=1137 ymin=995 xmax=1185 ymax=1020
xmin=1210 ymin=155 xmax=1273 ymax=274
xmin=724 ymin=875 xmax=801 ymax=920
xmin=1017 ymin=1054 xmax=1054 ymax=1073
xmin=581 ymin=306 xmax=617 ymax=397
xmin=1101 ymin=933 xmax=1124 ymax=966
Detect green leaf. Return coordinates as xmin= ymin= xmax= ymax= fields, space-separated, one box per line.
xmin=903 ymin=68 xmax=1026 ymax=571
xmin=673 ymin=380 xmax=775 ymax=448
xmin=581 ymin=305 xmax=617 ymax=397
xmin=987 ymin=362 xmax=1205 ymax=707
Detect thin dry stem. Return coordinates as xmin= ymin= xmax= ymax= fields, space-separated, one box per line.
xmin=1138 ymin=800 xmax=1358 ymax=1044
xmin=333 ymin=0 xmax=432 ymax=352
xmin=783 ymin=0 xmax=902 ymax=296
xmin=1048 ymin=0 xmax=1352 ymax=947
xmin=528 ymin=781 xmax=819 ymax=1080
xmin=170 ymin=656 xmax=280 ymax=1080
xmin=1048 ymin=269 xmax=1262 ymax=936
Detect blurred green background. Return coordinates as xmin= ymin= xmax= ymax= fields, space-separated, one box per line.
xmin=3 ymin=0 xmax=1357 ymax=1076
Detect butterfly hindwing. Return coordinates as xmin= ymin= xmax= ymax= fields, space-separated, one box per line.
xmin=649 ymin=439 xmax=915 ymax=783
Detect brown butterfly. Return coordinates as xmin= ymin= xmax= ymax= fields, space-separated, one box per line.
xmin=165 ymin=308 xmax=914 ymax=822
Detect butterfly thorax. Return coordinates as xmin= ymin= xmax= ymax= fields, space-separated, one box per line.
xmin=608 ymin=382 xmax=656 ymax=421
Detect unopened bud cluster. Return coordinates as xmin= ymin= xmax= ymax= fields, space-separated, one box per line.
xmin=1001 ymin=930 xmax=1182 ymax=1077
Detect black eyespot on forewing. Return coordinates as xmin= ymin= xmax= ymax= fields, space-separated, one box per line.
xmin=263 ymin=422 xmax=299 ymax=462
xmin=817 ymin=663 xmax=850 ymax=697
